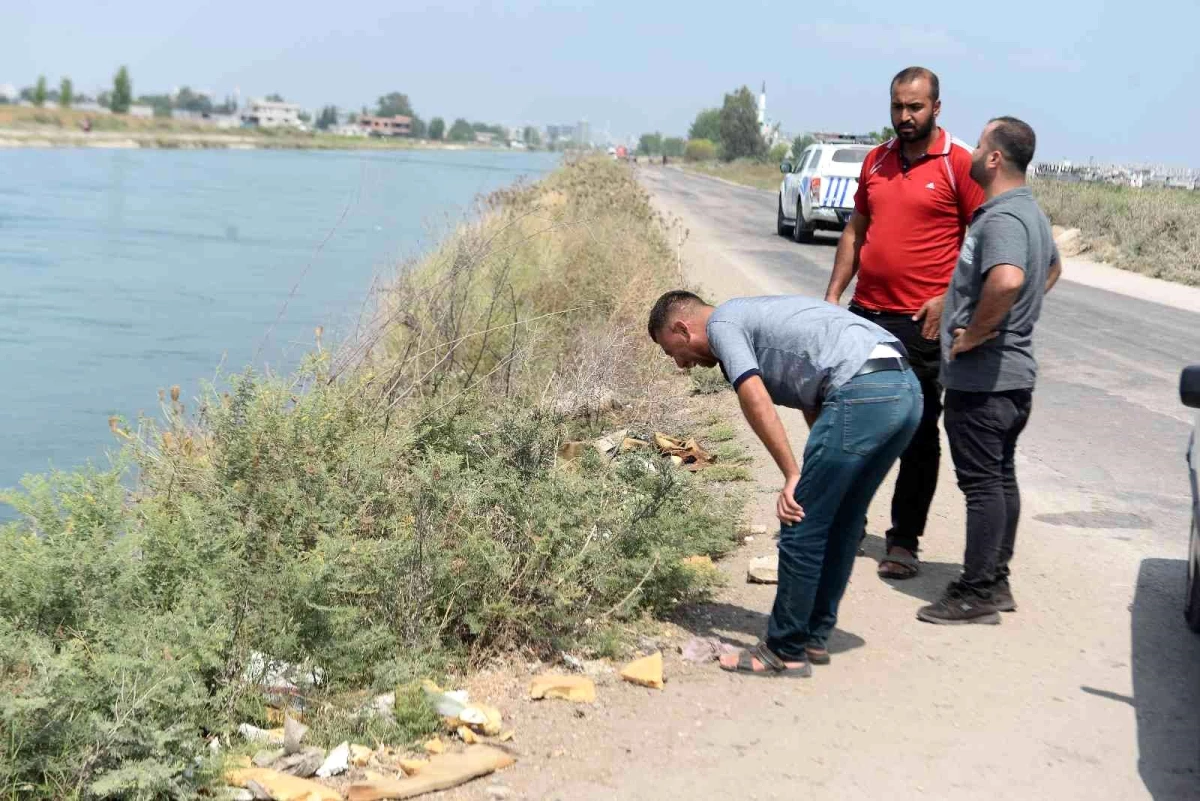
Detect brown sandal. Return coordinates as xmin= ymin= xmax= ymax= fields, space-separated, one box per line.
xmin=878 ymin=547 xmax=919 ymax=579
xmin=719 ymin=642 xmax=812 ymax=678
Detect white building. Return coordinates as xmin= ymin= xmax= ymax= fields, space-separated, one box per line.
xmin=241 ymin=99 xmax=302 ymax=129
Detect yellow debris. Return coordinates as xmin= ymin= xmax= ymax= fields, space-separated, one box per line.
xmin=225 ymin=767 xmax=343 ymax=801
xmin=349 ymin=744 xmax=373 ymax=767
xmin=682 ymin=555 xmax=713 ymax=568
xmin=457 ymin=725 xmax=479 ymax=744
xmin=529 ymin=674 xmax=596 ymax=703
xmin=498 ymin=730 xmax=515 ymax=742
xmin=398 ymin=758 xmax=429 ymax=775
xmin=620 ymin=651 xmax=664 ymax=690
xmin=423 ymin=737 xmax=445 ymax=755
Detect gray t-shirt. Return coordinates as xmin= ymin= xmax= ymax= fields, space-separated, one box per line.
xmin=706 ymin=295 xmax=900 ymax=412
xmin=941 ymin=187 xmax=1058 ymax=392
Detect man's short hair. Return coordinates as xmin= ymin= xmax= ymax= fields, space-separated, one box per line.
xmin=647 ymin=290 xmax=708 ymax=342
xmin=987 ymin=116 xmax=1037 ymax=173
xmin=891 ymin=66 xmax=940 ymax=102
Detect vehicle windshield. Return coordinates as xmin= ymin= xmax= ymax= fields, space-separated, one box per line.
xmin=832 ymin=148 xmax=868 ymax=163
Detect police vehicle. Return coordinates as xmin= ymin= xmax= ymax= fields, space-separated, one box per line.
xmin=776 ymin=142 xmax=872 ymax=243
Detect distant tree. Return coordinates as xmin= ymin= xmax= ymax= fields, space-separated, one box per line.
xmin=347 ymin=112 xmax=359 ymax=124
xmin=448 ymin=118 xmax=474 ymax=142
xmin=791 ymin=133 xmax=816 ymax=157
xmin=215 ymin=96 xmax=238 ymax=114
xmin=428 ymin=117 xmax=445 ymax=140
xmin=376 ymin=92 xmax=414 ymax=118
xmin=684 ymin=139 xmax=717 ymax=162
xmin=523 ymin=125 xmax=541 ymax=148
xmin=264 ymin=93 xmax=285 ymax=103
xmin=58 ymin=77 xmax=73 ymax=108
xmin=874 ymin=126 xmax=896 ymax=143
xmin=33 ymin=76 xmax=47 ymax=107
xmin=315 ymin=106 xmax=339 ymax=130
xmin=111 ymin=66 xmax=132 ymax=113
xmin=298 ymin=110 xmax=313 ymax=124
xmin=19 ymin=86 xmax=35 ymax=102
xmin=637 ymin=132 xmax=663 ymax=156
xmin=688 ymin=108 xmax=721 ymax=144
xmin=663 ymin=136 xmax=685 ymax=158
xmin=769 ymin=142 xmax=790 ymax=163
xmin=718 ymin=86 xmax=765 ymax=161
xmin=138 ymin=94 xmax=173 ymax=117
xmin=409 ymin=116 xmax=427 ymax=138
xmin=175 ymin=87 xmax=213 ymax=114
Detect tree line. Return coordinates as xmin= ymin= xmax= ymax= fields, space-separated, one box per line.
xmin=636 ymin=83 xmax=899 ymax=163
xmin=5 ymin=71 xmax=535 ymax=146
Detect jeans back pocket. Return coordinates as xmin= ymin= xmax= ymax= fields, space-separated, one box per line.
xmin=841 ymin=395 xmax=902 ymax=456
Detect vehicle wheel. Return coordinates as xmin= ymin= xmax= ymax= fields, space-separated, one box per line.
xmin=776 ymin=196 xmax=793 ymax=237
xmin=1187 ymin=514 xmax=1200 ymax=632
xmin=793 ymin=199 xmax=815 ymax=243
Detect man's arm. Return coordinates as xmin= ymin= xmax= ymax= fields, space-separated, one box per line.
xmin=949 ymin=264 xmax=1025 ymax=359
xmin=1046 ymin=254 xmax=1062 ymax=293
xmin=825 ymin=210 xmax=868 ymax=304
xmin=735 ymin=375 xmax=805 ymax=523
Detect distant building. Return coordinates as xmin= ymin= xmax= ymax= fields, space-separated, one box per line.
xmin=0 ymin=83 xmax=16 ymax=102
xmin=546 ymin=124 xmax=576 ymax=144
xmin=128 ymin=105 xmax=155 ymax=119
xmin=358 ymin=114 xmax=412 ymax=136
xmin=576 ymin=119 xmax=591 ymax=147
xmin=242 ymin=99 xmax=303 ymax=129
xmin=475 ymin=131 xmax=496 ymax=145
xmin=331 ymin=123 xmax=369 ymax=137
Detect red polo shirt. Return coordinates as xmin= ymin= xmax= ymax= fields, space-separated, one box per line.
xmin=852 ymin=129 xmax=984 ymax=313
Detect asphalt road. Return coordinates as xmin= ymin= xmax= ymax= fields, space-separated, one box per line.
xmin=622 ymin=164 xmax=1200 ymax=800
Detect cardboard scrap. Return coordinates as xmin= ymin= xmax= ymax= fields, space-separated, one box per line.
xmin=653 ymin=433 xmax=714 ymax=470
xmin=620 ymin=652 xmax=664 ymax=690
xmin=529 ymin=674 xmax=596 ymax=703
xmin=346 ymin=746 xmax=516 ymax=801
xmin=225 ymin=767 xmax=343 ymax=801
xmin=422 ymin=738 xmax=445 ymax=755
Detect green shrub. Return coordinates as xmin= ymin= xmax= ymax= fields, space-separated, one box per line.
xmin=684 ymin=139 xmax=717 ymax=162
xmin=0 ymin=157 xmax=746 ymax=797
xmin=768 ymin=143 xmax=789 ymax=164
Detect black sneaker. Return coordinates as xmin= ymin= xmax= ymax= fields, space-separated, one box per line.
xmin=991 ymin=578 xmax=1017 ymax=612
xmin=917 ymin=582 xmax=1001 ymax=625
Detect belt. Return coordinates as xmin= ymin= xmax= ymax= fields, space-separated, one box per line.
xmin=853 ymin=356 xmax=909 ymax=378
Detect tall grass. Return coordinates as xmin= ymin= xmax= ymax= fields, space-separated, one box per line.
xmin=0 ymin=157 xmax=739 ymax=798
xmin=1032 ymin=180 xmax=1200 ymax=285
xmin=683 ymin=159 xmax=782 ymax=192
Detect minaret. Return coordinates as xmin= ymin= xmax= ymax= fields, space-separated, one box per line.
xmin=757 ymin=81 xmax=767 ymax=128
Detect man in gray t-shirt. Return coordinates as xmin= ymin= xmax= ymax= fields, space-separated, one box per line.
xmin=918 ymin=117 xmax=1062 ymax=626
xmin=648 ymin=291 xmax=922 ymax=675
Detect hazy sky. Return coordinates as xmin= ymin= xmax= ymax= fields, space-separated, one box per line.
xmin=4 ymin=0 xmax=1198 ymax=165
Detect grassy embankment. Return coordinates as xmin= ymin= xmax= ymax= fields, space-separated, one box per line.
xmin=0 ymin=105 xmax=467 ymax=150
xmin=0 ymin=157 xmax=746 ymax=798
xmin=1031 ymin=180 xmax=1200 ymax=285
xmin=683 ymin=159 xmax=782 ymax=191
xmin=679 ymin=157 xmax=1200 ymax=285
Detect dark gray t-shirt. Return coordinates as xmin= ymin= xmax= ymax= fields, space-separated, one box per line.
xmin=941 ymin=187 xmax=1058 ymax=392
xmin=706 ymin=295 xmax=900 ymax=412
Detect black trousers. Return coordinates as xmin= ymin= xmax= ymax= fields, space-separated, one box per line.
xmin=943 ymin=388 xmax=1034 ymax=590
xmin=850 ymin=305 xmax=943 ymax=553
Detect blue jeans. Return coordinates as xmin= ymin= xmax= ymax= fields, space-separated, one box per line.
xmin=765 ymin=369 xmax=922 ymax=659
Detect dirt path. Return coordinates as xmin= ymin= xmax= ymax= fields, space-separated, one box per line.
xmin=444 ymin=165 xmax=1200 ymax=801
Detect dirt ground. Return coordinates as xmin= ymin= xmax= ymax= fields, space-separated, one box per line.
xmin=397 ymin=165 xmax=1200 ymax=801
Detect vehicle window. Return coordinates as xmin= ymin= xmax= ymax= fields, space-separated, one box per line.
xmin=792 ymin=152 xmax=808 ymax=173
xmin=798 ymin=149 xmax=818 ymax=172
xmin=832 ymin=148 xmax=868 ymax=164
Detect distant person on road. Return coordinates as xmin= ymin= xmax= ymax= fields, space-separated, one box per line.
xmin=823 ymin=66 xmax=985 ymax=581
xmin=916 ymin=117 xmax=1061 ymax=624
xmin=647 ymin=291 xmax=921 ymax=675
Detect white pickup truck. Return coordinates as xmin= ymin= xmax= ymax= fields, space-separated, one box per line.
xmin=776 ymin=142 xmax=873 ymax=243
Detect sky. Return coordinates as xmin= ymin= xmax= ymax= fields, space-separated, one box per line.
xmin=4 ymin=0 xmax=1198 ymax=166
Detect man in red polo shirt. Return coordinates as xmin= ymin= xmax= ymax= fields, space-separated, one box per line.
xmin=823 ymin=66 xmax=984 ymax=580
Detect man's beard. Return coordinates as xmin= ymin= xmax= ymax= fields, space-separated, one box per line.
xmin=896 ymin=116 xmax=935 ymax=142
